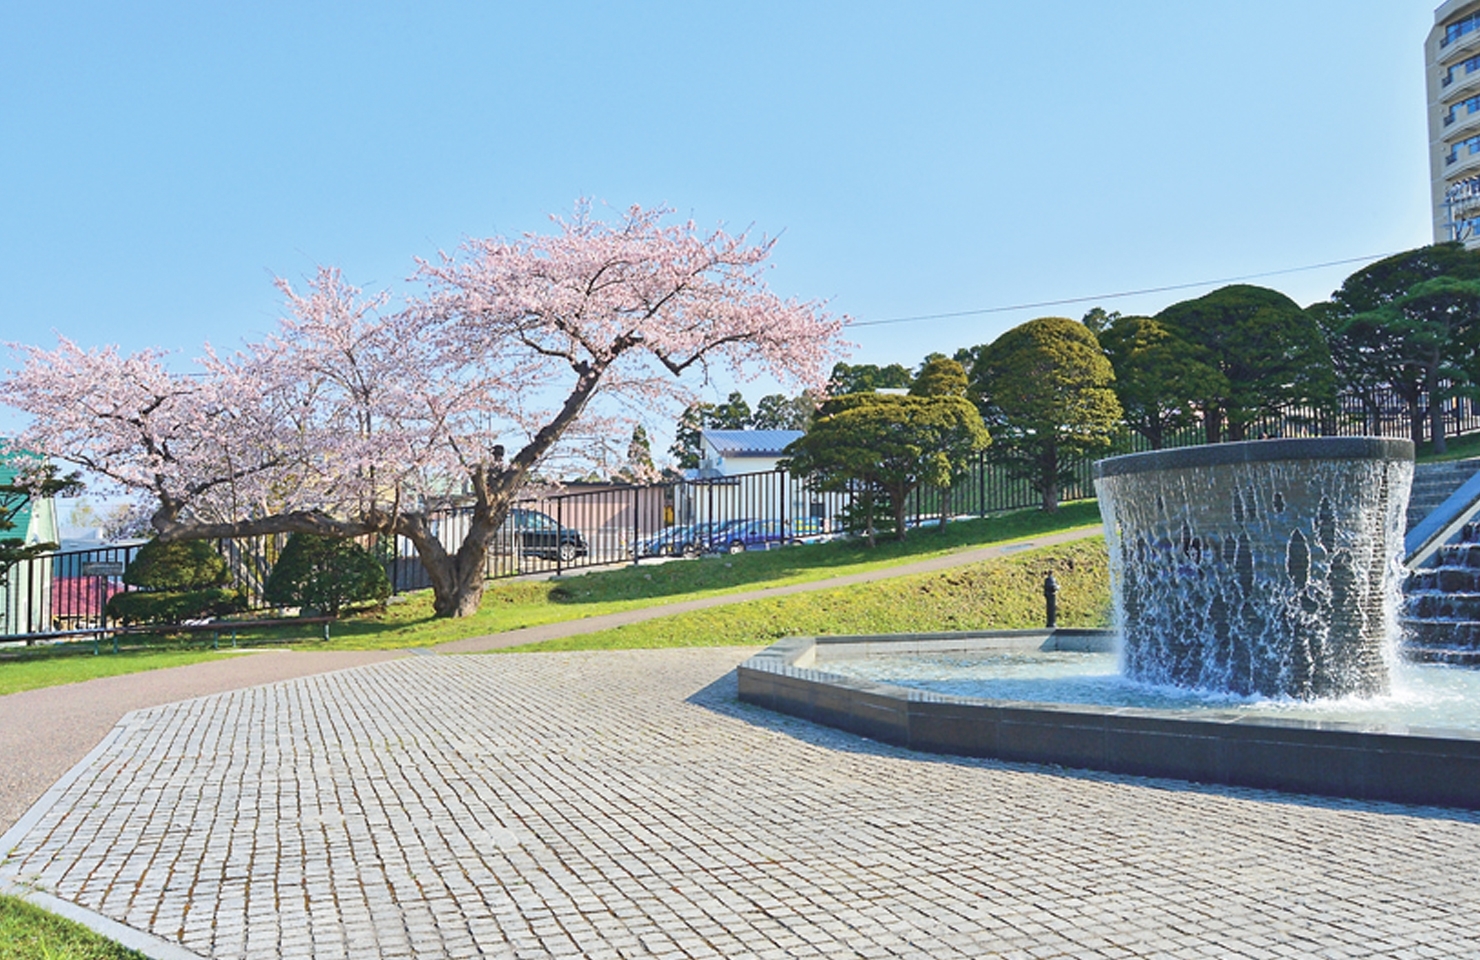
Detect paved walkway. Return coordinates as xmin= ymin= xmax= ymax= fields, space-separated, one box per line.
xmin=3 ymin=648 xmax=1478 ymax=959
xmin=0 ymin=527 xmax=1100 ymax=832
xmin=0 ymin=651 xmax=404 ymax=836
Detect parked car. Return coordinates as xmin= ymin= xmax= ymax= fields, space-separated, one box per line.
xmin=495 ymin=508 xmax=588 ymax=562
xmin=672 ymin=520 xmax=745 ymax=557
xmin=633 ymin=520 xmax=713 ymax=559
xmin=713 ymin=518 xmax=823 ymax=554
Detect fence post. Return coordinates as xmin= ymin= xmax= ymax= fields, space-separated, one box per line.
xmin=633 ymin=485 xmax=640 ymax=566
xmin=978 ymin=452 xmax=986 ymax=518
xmin=555 ymin=497 xmax=564 ymax=576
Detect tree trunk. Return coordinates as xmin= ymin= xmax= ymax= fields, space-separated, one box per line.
xmin=940 ymin=483 xmax=952 ymax=534
xmin=1428 ymin=370 xmax=1448 ymax=455
xmin=892 ymin=494 xmax=908 ymax=542
xmin=1204 ymin=404 xmax=1223 ymax=445
xmin=1409 ymin=406 xmax=1426 ymax=446
xmin=1041 ymin=442 xmax=1059 ymax=513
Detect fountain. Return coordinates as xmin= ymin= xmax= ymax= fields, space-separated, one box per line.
xmin=737 ymin=438 xmax=1480 ymax=809
xmin=1095 ymin=438 xmax=1413 ymax=699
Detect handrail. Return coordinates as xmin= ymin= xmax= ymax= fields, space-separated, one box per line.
xmin=1405 ymin=467 xmax=1480 ymax=567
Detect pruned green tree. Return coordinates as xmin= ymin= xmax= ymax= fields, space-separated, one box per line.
xmin=909 ymin=356 xmax=969 ymax=399
xmin=968 ymin=316 xmax=1120 ymax=512
xmin=1349 ymin=276 xmax=1480 ymax=454
xmin=1323 ymin=243 xmax=1480 ymax=451
xmin=781 ymin=393 xmax=990 ymax=546
xmin=1096 ymin=314 xmax=1222 ymax=450
xmin=106 ymin=539 xmax=246 ymax=625
xmin=1155 ymin=285 xmax=1334 ymax=443
xmin=908 ymin=356 xmax=972 ymax=528
xmin=263 ymin=533 xmax=391 ymax=617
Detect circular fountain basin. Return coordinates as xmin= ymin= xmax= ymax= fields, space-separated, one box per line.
xmin=737 ymin=629 xmax=1480 ymax=810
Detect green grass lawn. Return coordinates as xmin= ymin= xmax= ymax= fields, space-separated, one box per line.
xmin=0 ymin=895 xmax=146 ymax=960
xmin=0 ymin=649 xmax=232 ymax=697
xmin=1417 ymin=430 xmax=1480 ymax=462
xmin=493 ymin=537 xmax=1110 ymax=653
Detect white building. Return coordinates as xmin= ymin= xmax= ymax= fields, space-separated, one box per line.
xmin=697 ymin=429 xmax=804 ymax=477
xmin=1427 ymin=0 xmax=1480 ymax=246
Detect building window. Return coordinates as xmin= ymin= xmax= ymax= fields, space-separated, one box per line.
xmin=1446 ymin=95 xmax=1480 ymax=126
xmin=1447 ymin=135 xmax=1480 ymax=164
xmin=1445 ymin=12 xmax=1480 ymax=47
xmin=1444 ymin=54 xmax=1480 ymax=86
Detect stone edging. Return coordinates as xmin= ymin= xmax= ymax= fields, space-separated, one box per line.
xmin=0 ymin=713 xmax=209 ymax=960
xmin=1093 ymin=437 xmax=1415 ymax=479
xmin=736 ymin=629 xmax=1480 ymax=810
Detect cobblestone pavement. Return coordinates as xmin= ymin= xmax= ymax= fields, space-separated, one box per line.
xmin=3 ymin=648 xmax=1479 ymax=959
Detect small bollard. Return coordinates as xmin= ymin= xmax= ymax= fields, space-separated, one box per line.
xmin=1043 ymin=573 xmax=1058 ymax=629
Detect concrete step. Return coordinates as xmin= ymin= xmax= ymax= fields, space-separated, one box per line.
xmin=1401 ymin=619 xmax=1480 ymax=649
xmin=1406 ymin=458 xmax=1480 ymax=532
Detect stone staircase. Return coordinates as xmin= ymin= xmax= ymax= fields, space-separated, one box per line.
xmin=1403 ymin=458 xmax=1480 ymax=661
xmin=1406 ymin=458 xmax=1480 ymax=531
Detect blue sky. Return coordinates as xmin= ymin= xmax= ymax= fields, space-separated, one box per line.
xmin=0 ymin=1 xmax=1440 ymax=426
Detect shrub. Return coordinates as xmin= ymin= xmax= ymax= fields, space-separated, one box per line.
xmin=120 ymin=539 xmax=230 ymax=591
xmin=263 ymin=533 xmax=391 ymax=616
xmin=106 ymin=539 xmax=244 ymax=625
xmin=106 ymin=587 xmax=247 ymax=625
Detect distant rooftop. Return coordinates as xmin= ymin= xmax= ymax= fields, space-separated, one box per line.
xmin=701 ymin=429 xmax=804 ymax=457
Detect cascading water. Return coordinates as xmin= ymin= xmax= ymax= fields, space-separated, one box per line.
xmin=1093 ymin=438 xmax=1414 ymax=699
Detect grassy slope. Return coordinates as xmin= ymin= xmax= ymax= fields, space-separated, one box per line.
xmin=0 ymin=895 xmax=146 ymax=960
xmin=1417 ymin=430 xmax=1480 ymax=463
xmin=201 ymin=500 xmax=1104 ymax=651
xmin=495 ymin=537 xmax=1111 ymax=653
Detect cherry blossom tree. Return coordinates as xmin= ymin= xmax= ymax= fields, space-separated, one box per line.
xmin=2 ymin=202 xmax=847 ymax=617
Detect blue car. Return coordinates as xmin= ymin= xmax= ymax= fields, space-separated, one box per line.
xmin=713 ymin=518 xmax=821 ymax=554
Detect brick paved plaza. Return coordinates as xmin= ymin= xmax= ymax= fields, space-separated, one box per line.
xmin=3 ymin=648 xmax=1479 ymax=959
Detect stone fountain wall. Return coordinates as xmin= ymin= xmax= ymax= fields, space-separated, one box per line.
xmin=1094 ymin=439 xmax=1414 ymax=699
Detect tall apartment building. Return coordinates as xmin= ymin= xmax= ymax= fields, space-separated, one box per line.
xmin=1428 ymin=0 xmax=1480 ymax=245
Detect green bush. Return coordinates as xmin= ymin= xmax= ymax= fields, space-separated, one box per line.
xmin=106 ymin=587 xmax=247 ymax=626
xmin=120 ymin=539 xmax=230 ymax=590
xmin=263 ymin=533 xmax=391 ymax=617
xmin=106 ymin=538 xmax=241 ymax=625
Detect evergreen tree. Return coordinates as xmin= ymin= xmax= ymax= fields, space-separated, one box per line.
xmin=264 ymin=533 xmax=391 ymax=616
xmin=1155 ymin=285 xmax=1334 ymax=443
xmin=826 ymin=361 xmax=913 ymax=396
xmin=782 ymin=393 xmax=989 ymax=545
xmin=968 ymin=317 xmax=1120 ymax=512
xmin=1324 ymin=243 xmax=1480 ymax=451
xmin=1097 ymin=315 xmax=1221 ymax=449
xmin=0 ymin=462 xmax=82 ymax=587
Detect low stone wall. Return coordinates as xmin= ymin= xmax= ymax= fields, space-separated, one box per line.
xmin=736 ymin=630 xmax=1480 ymax=810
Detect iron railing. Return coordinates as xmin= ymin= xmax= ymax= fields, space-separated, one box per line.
xmin=6 ymin=385 xmax=1479 ymax=642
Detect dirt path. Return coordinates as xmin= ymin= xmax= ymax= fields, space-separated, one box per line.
xmin=0 ymin=525 xmax=1102 ymax=834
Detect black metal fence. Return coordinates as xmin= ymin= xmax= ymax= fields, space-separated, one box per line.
xmin=5 ymin=384 xmax=1477 ymax=643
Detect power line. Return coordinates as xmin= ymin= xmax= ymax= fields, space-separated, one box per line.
xmin=845 ymin=252 xmax=1396 ymax=329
